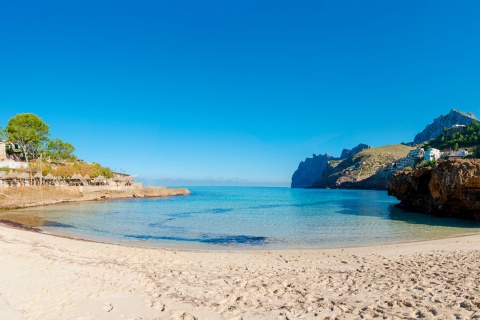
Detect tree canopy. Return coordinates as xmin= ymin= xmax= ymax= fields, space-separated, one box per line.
xmin=45 ymin=138 xmax=76 ymax=162
xmin=5 ymin=113 xmax=50 ymax=161
xmin=424 ymin=120 xmax=480 ymax=151
xmin=1 ymin=113 xmax=115 ymax=177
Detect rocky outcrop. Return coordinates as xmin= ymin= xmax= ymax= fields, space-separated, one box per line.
xmin=413 ymin=109 xmax=476 ymax=144
xmin=291 ymin=144 xmax=371 ymax=188
xmin=291 ymin=153 xmax=334 ymax=188
xmin=340 ymin=144 xmax=370 ymax=159
xmin=388 ymin=160 xmax=480 ymax=220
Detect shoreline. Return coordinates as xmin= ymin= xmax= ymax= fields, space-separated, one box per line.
xmin=1 ymin=222 xmax=480 ymax=318
xmin=3 ymin=214 xmax=480 ymax=254
xmin=3 ymin=214 xmax=480 ymax=252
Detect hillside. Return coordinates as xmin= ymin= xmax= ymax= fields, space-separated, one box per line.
xmin=423 ymin=120 xmax=480 ymax=153
xmin=291 ymin=144 xmax=370 ymax=188
xmin=311 ymin=144 xmax=413 ymax=189
xmin=413 ymin=109 xmax=476 ymax=144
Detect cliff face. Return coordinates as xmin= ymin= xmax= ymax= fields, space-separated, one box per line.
xmin=388 ymin=160 xmax=480 ymax=220
xmin=413 ymin=109 xmax=476 ymax=144
xmin=291 ymin=144 xmax=370 ymax=188
xmin=291 ymin=154 xmax=333 ymax=188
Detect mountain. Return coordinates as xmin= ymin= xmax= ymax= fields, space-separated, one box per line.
xmin=413 ymin=109 xmax=476 ymax=144
xmin=310 ymin=144 xmax=413 ymax=190
xmin=291 ymin=154 xmax=334 ymax=188
xmin=291 ymin=144 xmax=370 ymax=188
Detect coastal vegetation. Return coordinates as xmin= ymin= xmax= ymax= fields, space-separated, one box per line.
xmin=1 ymin=113 xmax=114 ymax=178
xmin=423 ymin=120 xmax=480 ymax=153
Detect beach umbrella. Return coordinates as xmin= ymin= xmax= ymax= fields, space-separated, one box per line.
xmin=0 ymin=171 xmax=6 ymax=179
xmin=83 ymin=174 xmax=91 ymax=180
xmin=113 ymin=175 xmax=125 ymax=182
xmin=34 ymin=172 xmax=43 ymax=179
xmin=6 ymin=171 xmax=17 ymax=180
xmin=44 ymin=173 xmax=55 ymax=180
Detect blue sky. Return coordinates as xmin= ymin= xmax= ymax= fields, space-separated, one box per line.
xmin=1 ymin=1 xmax=480 ymax=186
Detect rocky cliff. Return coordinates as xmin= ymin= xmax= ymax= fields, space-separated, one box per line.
xmin=291 ymin=153 xmax=334 ymax=188
xmin=311 ymin=144 xmax=412 ymax=190
xmin=291 ymin=144 xmax=370 ymax=188
xmin=413 ymin=109 xmax=476 ymax=144
xmin=388 ymin=160 xmax=480 ymax=220
xmin=340 ymin=144 xmax=370 ymax=159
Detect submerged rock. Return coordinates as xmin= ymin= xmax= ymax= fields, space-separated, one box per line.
xmin=388 ymin=159 xmax=480 ymax=220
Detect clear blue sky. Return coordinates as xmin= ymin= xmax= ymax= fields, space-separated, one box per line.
xmin=1 ymin=1 xmax=480 ymax=186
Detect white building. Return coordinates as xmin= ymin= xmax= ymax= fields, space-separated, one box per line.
xmin=0 ymin=141 xmax=6 ymax=160
xmin=424 ymin=148 xmax=441 ymax=161
xmin=0 ymin=159 xmax=28 ymax=169
xmin=396 ymin=158 xmax=415 ymax=169
xmin=407 ymin=148 xmax=424 ymax=159
xmin=452 ymin=149 xmax=469 ymax=157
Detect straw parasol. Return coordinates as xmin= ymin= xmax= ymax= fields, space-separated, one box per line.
xmin=113 ymin=175 xmax=125 ymax=182
xmin=44 ymin=173 xmax=55 ymax=180
xmin=5 ymin=171 xmax=18 ymax=180
xmin=71 ymin=173 xmax=82 ymax=180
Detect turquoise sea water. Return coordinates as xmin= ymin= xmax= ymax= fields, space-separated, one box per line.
xmin=4 ymin=187 xmax=480 ymax=249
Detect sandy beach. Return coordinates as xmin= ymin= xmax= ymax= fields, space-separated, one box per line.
xmin=1 ymin=224 xmax=480 ymax=319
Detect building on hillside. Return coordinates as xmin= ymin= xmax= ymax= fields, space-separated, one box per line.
xmin=453 ymin=149 xmax=470 ymax=157
xmin=0 ymin=141 xmax=6 ymax=160
xmin=447 ymin=149 xmax=470 ymax=160
xmin=424 ymin=148 xmax=441 ymax=161
xmin=444 ymin=124 xmax=467 ymax=138
xmin=407 ymin=148 xmax=424 ymax=159
xmin=396 ymin=158 xmax=415 ymax=169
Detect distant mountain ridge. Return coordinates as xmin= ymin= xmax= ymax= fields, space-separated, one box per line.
xmin=291 ymin=108 xmax=478 ymax=190
xmin=291 ymin=144 xmax=370 ymax=188
xmin=413 ymin=109 xmax=476 ymax=144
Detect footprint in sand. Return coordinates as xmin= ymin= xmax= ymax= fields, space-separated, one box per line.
xmin=103 ymin=303 xmax=113 ymax=312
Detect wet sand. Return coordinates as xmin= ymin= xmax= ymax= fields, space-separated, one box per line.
xmin=1 ymin=222 xmax=480 ymax=319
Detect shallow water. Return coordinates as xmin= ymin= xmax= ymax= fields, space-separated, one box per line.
xmin=3 ymin=187 xmax=480 ymax=249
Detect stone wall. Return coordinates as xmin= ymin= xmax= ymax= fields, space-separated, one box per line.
xmin=0 ymin=186 xmax=190 ymax=210
xmin=0 ymin=142 xmax=6 ymax=160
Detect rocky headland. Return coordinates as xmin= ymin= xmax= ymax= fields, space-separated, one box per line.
xmin=291 ymin=109 xmax=478 ymax=190
xmin=291 ymin=144 xmax=370 ymax=188
xmin=388 ymin=159 xmax=480 ymax=220
xmin=311 ymin=144 xmax=413 ymax=190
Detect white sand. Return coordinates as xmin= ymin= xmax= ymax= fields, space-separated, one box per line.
xmin=1 ymin=225 xmax=480 ymax=319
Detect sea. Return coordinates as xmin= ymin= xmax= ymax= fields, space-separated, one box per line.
xmin=3 ymin=187 xmax=480 ymax=249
